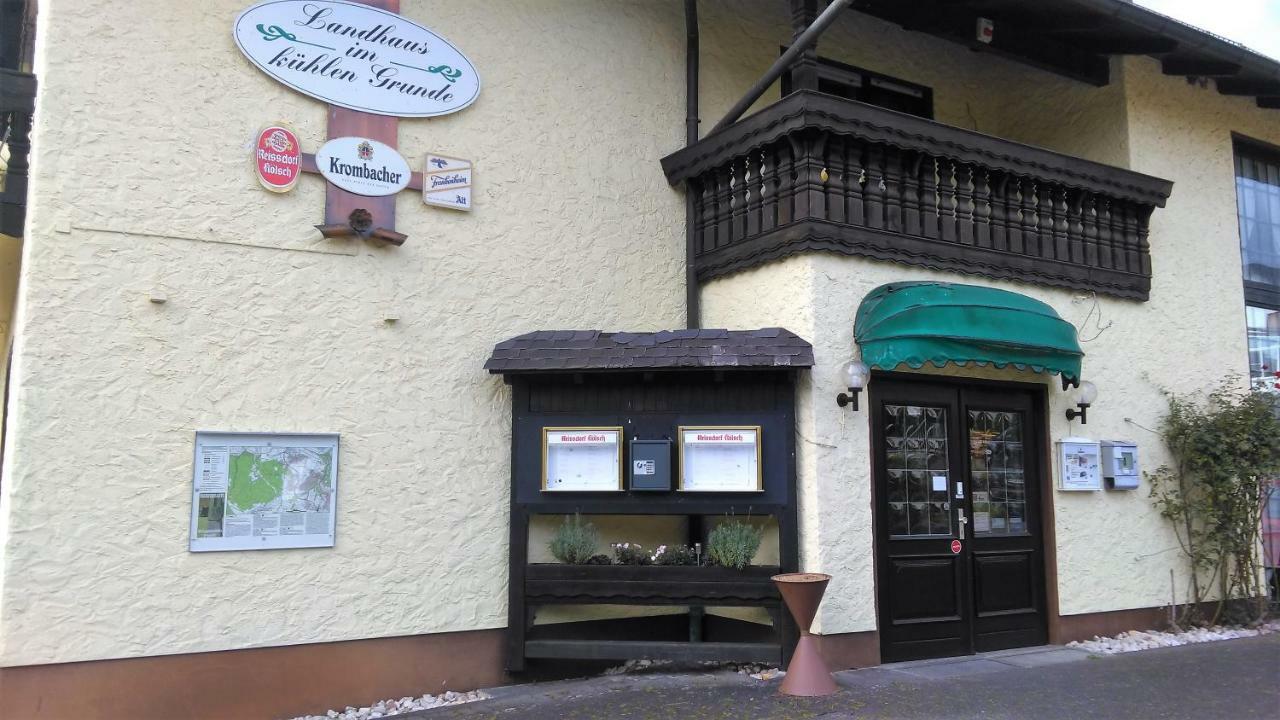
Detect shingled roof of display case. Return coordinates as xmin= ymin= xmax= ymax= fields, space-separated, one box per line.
xmin=484 ymin=328 xmax=814 ymax=373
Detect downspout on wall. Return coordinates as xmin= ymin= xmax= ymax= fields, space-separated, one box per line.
xmin=684 ymin=0 xmax=700 ymax=329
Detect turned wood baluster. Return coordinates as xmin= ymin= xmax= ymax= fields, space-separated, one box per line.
xmin=974 ymin=169 xmax=991 ymax=249
xmin=714 ymin=162 xmax=734 ymax=249
xmin=698 ymin=175 xmax=716 ymax=254
xmin=729 ymin=158 xmax=747 ymax=245
xmin=902 ymin=152 xmax=923 ymax=237
xmin=939 ymin=160 xmax=958 ymax=244
xmin=865 ymin=144 xmax=885 ymax=230
xmin=1136 ymin=205 xmax=1154 ymax=276
xmin=776 ymin=140 xmax=797 ymax=227
xmin=1105 ymin=199 xmax=1126 ymax=271
xmin=1052 ymin=187 xmax=1070 ymax=261
xmin=884 ymin=146 xmax=904 ymax=233
xmin=990 ymin=174 xmax=1009 ymax=252
xmin=1081 ymin=193 xmax=1099 ymax=267
xmin=955 ymin=163 xmax=975 ymax=246
xmin=760 ymin=143 xmax=780 ymax=234
xmin=826 ymin=136 xmax=846 ymax=225
xmin=845 ymin=139 xmax=866 ymax=227
xmin=1096 ymin=198 xmax=1114 ymax=269
xmin=746 ymin=150 xmax=764 ymax=239
xmin=1019 ymin=179 xmax=1040 ymax=256
xmin=1119 ymin=201 xmax=1140 ymax=273
xmin=1065 ymin=190 xmax=1084 ymax=264
xmin=919 ymin=155 xmax=939 ymax=240
xmin=1038 ymin=183 xmax=1057 ymax=260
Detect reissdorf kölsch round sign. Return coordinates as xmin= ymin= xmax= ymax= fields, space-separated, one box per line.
xmin=233 ymin=0 xmax=481 ymax=118
xmin=315 ymin=136 xmax=411 ymax=196
xmin=254 ymin=124 xmax=302 ymax=192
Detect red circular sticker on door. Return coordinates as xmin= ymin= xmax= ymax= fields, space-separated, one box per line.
xmin=951 ymin=539 xmax=962 ymax=554
xmin=254 ymin=125 xmax=301 ymax=192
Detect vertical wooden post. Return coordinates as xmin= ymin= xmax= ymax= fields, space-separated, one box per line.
xmin=788 ymin=0 xmax=821 ymax=92
xmin=325 ymin=0 xmax=401 ymax=230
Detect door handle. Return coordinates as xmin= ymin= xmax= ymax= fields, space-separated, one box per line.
xmin=958 ymin=509 xmax=967 ymax=540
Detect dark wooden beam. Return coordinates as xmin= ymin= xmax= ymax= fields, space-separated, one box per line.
xmin=854 ymin=0 xmax=1110 ymax=86
xmin=523 ymin=640 xmax=781 ymax=663
xmin=1259 ymin=96 xmax=1280 ymax=110
xmin=1217 ymin=78 xmax=1280 ymax=96
xmin=1161 ymin=57 xmax=1242 ymax=77
xmin=1068 ymin=35 xmax=1179 ymax=55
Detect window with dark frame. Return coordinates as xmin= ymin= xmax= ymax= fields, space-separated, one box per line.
xmin=1234 ymin=137 xmax=1280 ymax=389
xmin=781 ymin=53 xmax=934 ymax=120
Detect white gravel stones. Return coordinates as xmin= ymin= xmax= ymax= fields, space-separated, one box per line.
xmin=1067 ymin=620 xmax=1280 ymax=655
xmin=287 ymin=689 xmax=489 ymax=720
xmin=603 ymin=658 xmax=672 ymax=675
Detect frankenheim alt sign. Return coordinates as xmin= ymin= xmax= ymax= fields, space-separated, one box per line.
xmin=234 ymin=0 xmax=480 ymax=117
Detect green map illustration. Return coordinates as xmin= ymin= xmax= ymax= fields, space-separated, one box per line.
xmin=226 ymin=446 xmax=333 ymax=515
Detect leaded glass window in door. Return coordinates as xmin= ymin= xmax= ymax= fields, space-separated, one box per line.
xmin=883 ymin=404 xmax=951 ymax=537
xmin=969 ymin=410 xmax=1026 ymax=535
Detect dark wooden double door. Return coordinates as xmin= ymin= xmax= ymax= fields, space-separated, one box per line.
xmin=873 ymin=378 xmax=1047 ymax=662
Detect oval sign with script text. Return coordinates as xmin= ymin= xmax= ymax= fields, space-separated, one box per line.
xmin=233 ymin=0 xmax=481 ymax=118
xmin=315 ymin=136 xmax=412 ymax=196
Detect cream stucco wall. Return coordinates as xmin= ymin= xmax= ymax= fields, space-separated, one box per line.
xmin=0 ymin=0 xmax=692 ymax=667
xmin=2 ymin=0 xmax=1278 ymax=668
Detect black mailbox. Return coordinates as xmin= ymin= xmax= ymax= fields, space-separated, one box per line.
xmin=629 ymin=439 xmax=672 ymax=492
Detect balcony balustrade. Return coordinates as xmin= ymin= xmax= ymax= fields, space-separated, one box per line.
xmin=0 ymin=68 xmax=35 ymax=239
xmin=661 ymin=91 xmax=1174 ymax=300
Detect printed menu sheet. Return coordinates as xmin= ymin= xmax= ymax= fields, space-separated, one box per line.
xmin=680 ymin=427 xmax=762 ymax=492
xmin=190 ymin=432 xmax=338 ymax=552
xmin=543 ymin=428 xmax=623 ymax=491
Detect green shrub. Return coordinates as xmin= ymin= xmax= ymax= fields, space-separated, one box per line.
xmin=707 ymin=519 xmax=763 ymax=570
xmin=548 ymin=514 xmax=599 ymax=564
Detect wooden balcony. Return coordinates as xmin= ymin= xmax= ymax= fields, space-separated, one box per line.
xmin=661 ymin=91 xmax=1174 ymax=300
xmin=0 ymin=68 xmax=35 ymax=238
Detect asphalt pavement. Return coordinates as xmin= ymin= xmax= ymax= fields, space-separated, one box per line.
xmin=400 ymin=634 xmax=1280 ymax=720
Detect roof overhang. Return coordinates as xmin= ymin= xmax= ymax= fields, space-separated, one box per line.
xmin=849 ymin=0 xmax=1280 ymax=109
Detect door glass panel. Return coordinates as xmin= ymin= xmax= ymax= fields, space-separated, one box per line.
xmin=969 ymin=409 xmax=1027 ymax=535
xmin=884 ymin=404 xmax=951 ymax=537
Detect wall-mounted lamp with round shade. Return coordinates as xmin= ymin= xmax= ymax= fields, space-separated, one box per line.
xmin=837 ymin=360 xmax=871 ymax=410
xmin=1066 ymin=380 xmax=1097 ymax=424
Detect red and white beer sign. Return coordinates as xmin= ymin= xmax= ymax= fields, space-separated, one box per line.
xmin=254 ymin=124 xmax=302 ymax=192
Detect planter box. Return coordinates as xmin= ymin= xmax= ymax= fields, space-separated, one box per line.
xmin=524 ymin=563 xmax=782 ymax=606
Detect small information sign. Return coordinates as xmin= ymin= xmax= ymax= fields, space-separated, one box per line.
xmin=423 ymin=154 xmax=473 ymax=211
xmin=542 ymin=427 xmax=623 ymax=492
xmin=253 ymin=124 xmax=302 ymax=192
xmin=1057 ymin=438 xmax=1102 ymax=491
xmin=678 ymin=426 xmax=763 ymax=492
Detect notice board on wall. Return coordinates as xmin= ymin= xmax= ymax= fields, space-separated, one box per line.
xmin=542 ymin=427 xmax=623 ymax=491
xmin=679 ymin=426 xmax=762 ymax=492
xmin=1057 ymin=438 xmax=1102 ymax=491
xmin=189 ymin=431 xmax=338 ymax=552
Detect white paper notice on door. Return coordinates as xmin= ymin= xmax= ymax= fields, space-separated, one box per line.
xmin=974 ymin=512 xmax=991 ymax=533
xmin=932 ymin=475 xmax=947 ymax=492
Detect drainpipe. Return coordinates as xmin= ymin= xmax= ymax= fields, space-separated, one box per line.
xmin=710 ymin=0 xmax=852 ymax=133
xmin=685 ymin=0 xmax=700 ymax=329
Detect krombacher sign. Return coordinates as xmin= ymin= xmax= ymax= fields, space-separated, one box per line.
xmin=315 ymin=137 xmax=411 ymax=197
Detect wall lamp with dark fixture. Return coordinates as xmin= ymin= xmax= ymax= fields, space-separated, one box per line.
xmin=837 ymin=360 xmax=870 ymax=410
xmin=1065 ymin=380 xmax=1098 ymax=424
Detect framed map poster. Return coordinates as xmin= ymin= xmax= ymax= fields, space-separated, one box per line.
xmin=542 ymin=427 xmax=624 ymax=492
xmin=1057 ymin=438 xmax=1101 ymax=491
xmin=678 ymin=426 xmax=763 ymax=492
xmin=190 ymin=431 xmax=339 ymax=552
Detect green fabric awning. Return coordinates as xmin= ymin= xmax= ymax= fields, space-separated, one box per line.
xmin=854 ymin=282 xmax=1083 ymax=382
